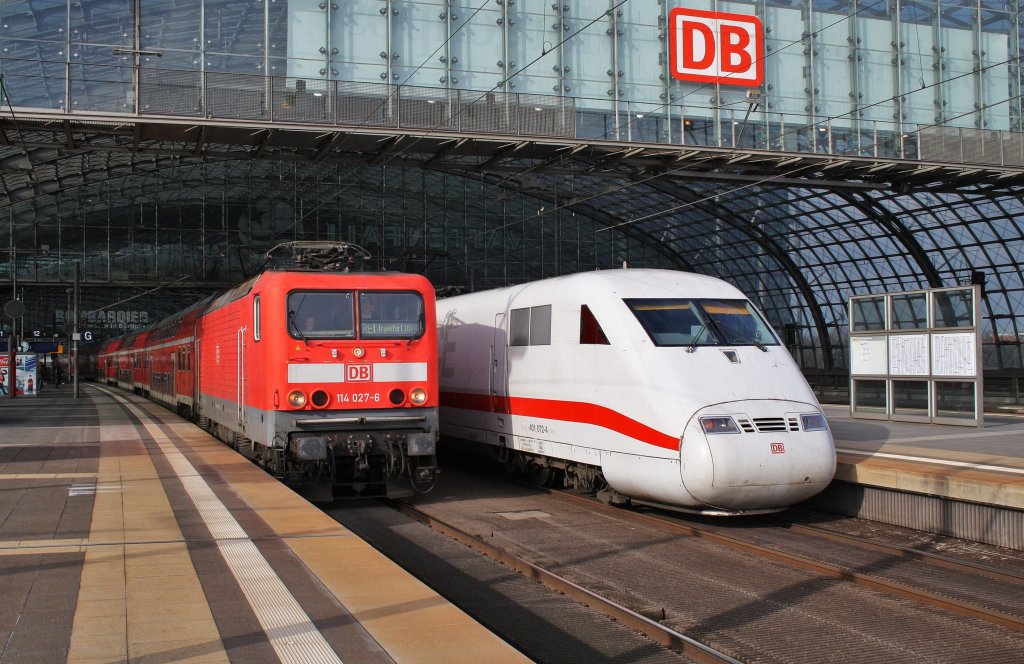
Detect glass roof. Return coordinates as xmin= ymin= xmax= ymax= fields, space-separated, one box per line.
xmin=1 ymin=142 xmax=1021 ymax=376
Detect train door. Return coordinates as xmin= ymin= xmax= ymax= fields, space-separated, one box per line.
xmin=491 ymin=312 xmax=508 ymax=413
xmin=171 ymin=350 xmax=176 ymax=396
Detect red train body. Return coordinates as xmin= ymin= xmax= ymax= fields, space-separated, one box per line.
xmin=87 ymin=270 xmax=439 ymax=499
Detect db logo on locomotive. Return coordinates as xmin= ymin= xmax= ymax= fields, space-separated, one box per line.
xmin=669 ymin=8 xmax=764 ymax=86
xmin=346 ymin=364 xmax=371 ymax=382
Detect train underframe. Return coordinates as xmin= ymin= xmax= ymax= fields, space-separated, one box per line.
xmin=201 ymin=418 xmax=438 ymax=501
xmin=478 ymin=443 xmax=631 ymax=506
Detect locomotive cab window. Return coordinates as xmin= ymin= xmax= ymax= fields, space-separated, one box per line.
xmin=359 ymin=291 xmax=426 ymax=340
xmin=287 ymin=291 xmax=355 ymax=339
xmin=580 ymin=305 xmax=610 ymax=345
xmin=626 ymin=298 xmax=778 ymax=348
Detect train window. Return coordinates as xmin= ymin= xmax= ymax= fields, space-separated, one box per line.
xmin=510 ymin=305 xmax=552 ymax=346
xmin=510 ymin=308 xmax=530 ymax=346
xmin=580 ymin=305 xmax=610 ymax=345
xmin=530 ymin=305 xmax=551 ymax=345
xmin=359 ymin=292 xmax=426 ymax=340
xmin=625 ymin=298 xmax=778 ymax=348
xmin=287 ymin=291 xmax=355 ymax=339
xmin=253 ymin=295 xmax=261 ymax=341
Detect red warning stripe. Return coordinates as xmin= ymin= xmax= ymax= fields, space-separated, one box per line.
xmin=440 ymin=391 xmax=679 ymax=450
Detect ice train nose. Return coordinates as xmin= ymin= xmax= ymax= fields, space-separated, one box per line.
xmin=680 ymin=402 xmax=837 ymax=511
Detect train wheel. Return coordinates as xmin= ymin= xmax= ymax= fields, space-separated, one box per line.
xmin=527 ymin=461 xmax=557 ymax=488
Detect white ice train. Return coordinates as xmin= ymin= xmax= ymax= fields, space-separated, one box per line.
xmin=436 ymin=269 xmax=836 ymax=515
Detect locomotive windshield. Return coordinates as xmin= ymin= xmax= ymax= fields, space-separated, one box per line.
xmin=287 ymin=291 xmax=355 ymax=339
xmin=625 ymin=298 xmax=778 ymax=348
xmin=287 ymin=290 xmax=425 ymax=340
xmin=359 ymin=291 xmax=426 ymax=340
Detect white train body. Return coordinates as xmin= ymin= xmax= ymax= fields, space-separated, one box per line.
xmin=436 ymin=269 xmax=836 ymax=515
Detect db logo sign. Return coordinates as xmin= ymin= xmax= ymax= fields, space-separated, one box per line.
xmin=771 ymin=442 xmax=786 ymax=454
xmin=669 ymin=8 xmax=763 ymax=86
xmin=346 ymin=364 xmax=371 ymax=382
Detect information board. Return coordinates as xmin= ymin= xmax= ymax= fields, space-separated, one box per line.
xmin=850 ymin=336 xmax=887 ymax=375
xmin=849 ymin=285 xmax=982 ymax=427
xmin=888 ymin=334 xmax=929 ymax=376
xmin=931 ymin=332 xmax=976 ymax=377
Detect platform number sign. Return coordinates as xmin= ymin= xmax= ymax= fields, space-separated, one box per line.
xmin=771 ymin=442 xmax=786 ymax=454
xmin=668 ymin=8 xmax=764 ymax=86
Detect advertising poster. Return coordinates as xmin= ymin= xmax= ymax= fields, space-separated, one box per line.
xmin=0 ymin=354 xmax=38 ymax=396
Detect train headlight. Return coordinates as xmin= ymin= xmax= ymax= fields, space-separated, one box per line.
xmin=699 ymin=416 xmax=740 ymax=434
xmin=352 ymin=346 xmax=366 ymax=358
xmin=409 ymin=387 xmax=428 ymax=405
xmin=800 ymin=412 xmax=828 ymax=431
xmin=287 ymin=390 xmax=307 ymax=408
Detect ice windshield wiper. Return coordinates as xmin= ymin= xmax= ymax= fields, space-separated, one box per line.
xmin=686 ymin=321 xmax=708 ymax=353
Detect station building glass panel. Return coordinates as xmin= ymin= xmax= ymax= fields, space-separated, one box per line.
xmin=891 ymin=293 xmax=928 ymax=330
xmin=935 ymin=381 xmax=977 ymax=420
xmin=853 ymin=379 xmax=887 ymax=413
xmin=893 ymin=380 xmax=929 ymax=416
xmin=852 ymin=297 xmax=886 ymax=332
xmin=934 ymin=290 xmax=975 ymax=328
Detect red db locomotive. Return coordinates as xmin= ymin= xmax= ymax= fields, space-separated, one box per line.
xmin=89 ymin=268 xmax=438 ymax=499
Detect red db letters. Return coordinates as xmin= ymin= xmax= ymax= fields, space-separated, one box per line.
xmin=669 ymin=8 xmax=763 ymax=86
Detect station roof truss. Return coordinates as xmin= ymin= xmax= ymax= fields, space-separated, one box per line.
xmin=1 ymin=112 xmax=1023 ymax=374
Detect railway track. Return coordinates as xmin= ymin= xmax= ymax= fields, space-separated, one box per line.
xmin=390 ymin=467 xmax=1024 ymax=662
xmin=395 ymin=501 xmax=742 ymax=664
xmin=547 ymin=489 xmax=1024 ymax=633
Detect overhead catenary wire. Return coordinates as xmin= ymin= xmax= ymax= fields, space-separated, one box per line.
xmin=463 ymin=52 xmax=1024 ymax=244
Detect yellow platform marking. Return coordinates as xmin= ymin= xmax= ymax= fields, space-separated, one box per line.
xmin=0 ymin=473 xmax=97 ymax=480
xmin=75 ymin=390 xmax=531 ymax=663
xmin=172 ymin=426 xmax=531 ymax=663
xmin=88 ymin=391 xmax=341 ymax=664
xmin=67 ymin=420 xmax=228 ymax=664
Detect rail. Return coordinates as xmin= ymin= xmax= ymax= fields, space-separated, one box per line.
xmin=550 ymin=490 xmax=1024 ymax=634
xmin=395 ymin=501 xmax=743 ymax=664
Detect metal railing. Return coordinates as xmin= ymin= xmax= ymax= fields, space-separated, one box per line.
xmin=2 ymin=62 xmax=1022 ymax=167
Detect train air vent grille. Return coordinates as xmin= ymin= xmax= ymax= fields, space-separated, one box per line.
xmin=753 ymin=417 xmax=788 ymax=432
xmin=736 ymin=418 xmax=756 ymax=433
xmin=788 ymin=417 xmax=800 ymax=431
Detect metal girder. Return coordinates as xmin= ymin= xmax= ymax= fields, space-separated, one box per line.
xmin=839 ymin=191 xmax=943 ymax=288
xmin=638 ymin=177 xmax=836 ymax=369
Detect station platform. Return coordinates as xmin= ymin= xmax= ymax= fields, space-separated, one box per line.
xmin=0 ymin=385 xmax=530 ymax=663
xmin=818 ymin=403 xmax=1024 ymax=550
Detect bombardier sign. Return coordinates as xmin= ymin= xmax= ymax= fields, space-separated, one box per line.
xmin=669 ymin=8 xmax=763 ymax=86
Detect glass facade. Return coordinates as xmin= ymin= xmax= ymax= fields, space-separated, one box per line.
xmin=0 ymin=1 xmax=1020 ymax=156
xmin=0 ymin=0 xmax=1022 ymax=407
